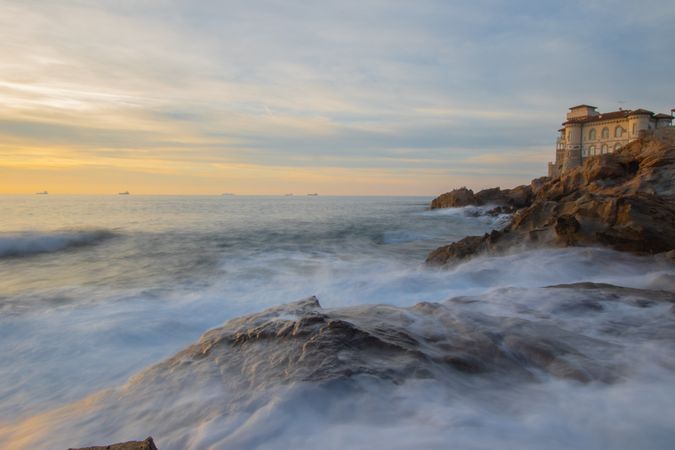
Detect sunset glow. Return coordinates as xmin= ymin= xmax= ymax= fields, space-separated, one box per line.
xmin=1 ymin=0 xmax=673 ymax=194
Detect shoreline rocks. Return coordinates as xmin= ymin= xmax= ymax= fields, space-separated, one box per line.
xmin=429 ymin=181 xmax=543 ymax=210
xmin=427 ymin=127 xmax=675 ymax=265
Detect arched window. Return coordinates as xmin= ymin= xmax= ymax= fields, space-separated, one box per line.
xmin=601 ymin=144 xmax=608 ymax=154
xmin=601 ymin=127 xmax=609 ymax=139
xmin=632 ymin=123 xmax=637 ymax=135
xmin=614 ymin=143 xmax=621 ymax=151
xmin=615 ymin=126 xmax=623 ymax=138
xmin=589 ymin=129 xmax=596 ymax=140
xmin=589 ymin=145 xmax=595 ymax=156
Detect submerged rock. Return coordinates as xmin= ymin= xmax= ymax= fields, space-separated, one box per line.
xmin=428 ymin=128 xmax=675 ymax=265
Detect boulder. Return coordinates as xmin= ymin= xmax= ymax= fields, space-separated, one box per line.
xmin=430 ymin=185 xmax=534 ymax=210
xmin=430 ymin=187 xmax=478 ymax=209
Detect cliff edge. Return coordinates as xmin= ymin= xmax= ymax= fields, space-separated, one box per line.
xmin=427 ymin=127 xmax=675 ymax=265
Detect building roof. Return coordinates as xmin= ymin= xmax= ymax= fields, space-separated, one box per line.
xmin=563 ymin=109 xmax=631 ymax=125
xmin=627 ymin=108 xmax=654 ymax=116
xmin=654 ymin=113 xmax=672 ymax=119
xmin=569 ymin=104 xmax=597 ymax=110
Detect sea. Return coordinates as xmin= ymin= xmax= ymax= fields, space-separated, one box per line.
xmin=0 ymin=195 xmax=674 ymax=449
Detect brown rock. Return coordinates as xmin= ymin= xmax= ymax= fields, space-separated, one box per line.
xmin=430 ymin=187 xmax=478 ymax=209
xmin=426 ymin=231 xmax=504 ymax=266
xmin=555 ymin=214 xmax=580 ymax=245
xmin=68 ymin=437 xmax=158 ymax=450
xmin=474 ymin=187 xmax=505 ymax=204
xmin=430 ymin=185 xmax=534 ymax=210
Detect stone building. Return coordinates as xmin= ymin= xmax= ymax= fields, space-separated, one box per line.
xmin=548 ymin=104 xmax=672 ymax=177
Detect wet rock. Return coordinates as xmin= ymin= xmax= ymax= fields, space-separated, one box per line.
xmin=554 ymin=214 xmax=580 ymax=245
xmin=430 ymin=187 xmax=478 ymax=208
xmin=69 ymin=436 xmax=157 ymax=450
xmin=426 ymin=231 xmax=503 ymax=265
xmin=430 ymin=185 xmax=534 ymax=210
xmin=486 ymin=205 xmax=517 ymax=216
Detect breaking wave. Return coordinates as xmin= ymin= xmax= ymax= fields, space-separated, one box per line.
xmin=0 ymin=230 xmax=115 ymax=258
xmin=2 ymin=282 xmax=674 ymax=450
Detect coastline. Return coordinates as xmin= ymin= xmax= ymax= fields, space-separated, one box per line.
xmin=426 ymin=127 xmax=675 ymax=265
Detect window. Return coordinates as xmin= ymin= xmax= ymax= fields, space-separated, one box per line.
xmin=588 ymin=129 xmax=596 ymax=140
xmin=589 ymin=145 xmax=595 ymax=156
xmin=614 ymin=143 xmax=621 ymax=151
xmin=632 ymin=123 xmax=637 ymax=135
xmin=615 ymin=126 xmax=623 ymax=138
xmin=601 ymin=144 xmax=608 ymax=154
xmin=601 ymin=127 xmax=609 ymax=139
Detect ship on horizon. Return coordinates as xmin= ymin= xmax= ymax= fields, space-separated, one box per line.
xmin=118 ymin=191 xmax=130 ymax=195
xmin=35 ymin=191 xmax=48 ymax=195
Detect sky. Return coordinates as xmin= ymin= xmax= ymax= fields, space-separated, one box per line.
xmin=0 ymin=0 xmax=673 ymax=195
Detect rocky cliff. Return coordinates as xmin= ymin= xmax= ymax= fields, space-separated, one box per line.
xmin=427 ymin=127 xmax=675 ymax=265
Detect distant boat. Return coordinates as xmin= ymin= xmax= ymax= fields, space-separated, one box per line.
xmin=284 ymin=193 xmax=294 ymax=197
xmin=307 ymin=193 xmax=319 ymax=196
xmin=35 ymin=191 xmax=48 ymax=195
xmin=221 ymin=193 xmax=235 ymax=196
xmin=118 ymin=191 xmax=130 ymax=195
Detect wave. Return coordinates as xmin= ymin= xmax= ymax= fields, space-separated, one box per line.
xmin=0 ymin=230 xmax=116 ymax=258
xmin=2 ymin=282 xmax=674 ymax=450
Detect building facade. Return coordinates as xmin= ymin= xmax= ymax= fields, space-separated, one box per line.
xmin=548 ymin=105 xmax=673 ymax=177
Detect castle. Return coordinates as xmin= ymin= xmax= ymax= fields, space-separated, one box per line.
xmin=548 ymin=104 xmax=673 ymax=177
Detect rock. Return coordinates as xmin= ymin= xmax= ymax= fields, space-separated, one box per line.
xmin=430 ymin=185 xmax=534 ymax=210
xmin=426 ymin=236 xmax=488 ymax=265
xmin=69 ymin=437 xmax=158 ymax=450
xmin=503 ymin=185 xmax=533 ymax=208
xmin=554 ymin=214 xmax=580 ymax=245
xmin=474 ymin=187 xmax=504 ymax=204
xmin=426 ymin=231 xmax=503 ymax=265
xmin=529 ymin=176 xmax=549 ymax=196
xmin=427 ymin=128 xmax=675 ymax=265
xmin=430 ymin=187 xmax=478 ymax=209
xmin=486 ymin=205 xmax=517 ymax=216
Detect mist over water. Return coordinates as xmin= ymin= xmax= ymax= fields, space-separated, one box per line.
xmin=0 ymin=196 xmax=673 ymax=449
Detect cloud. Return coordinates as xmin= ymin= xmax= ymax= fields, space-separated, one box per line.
xmin=0 ymin=0 xmax=673 ymax=193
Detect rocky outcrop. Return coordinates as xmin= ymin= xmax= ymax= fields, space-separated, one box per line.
xmin=430 ymin=183 xmax=538 ymax=210
xmin=69 ymin=437 xmax=157 ymax=450
xmin=427 ymin=128 xmax=675 ymax=265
